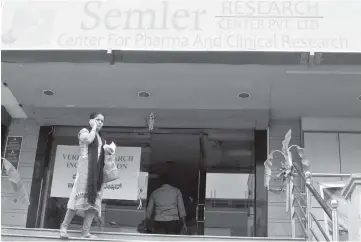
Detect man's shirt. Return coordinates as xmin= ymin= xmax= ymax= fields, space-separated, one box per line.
xmin=146 ymin=184 xmax=187 ymax=222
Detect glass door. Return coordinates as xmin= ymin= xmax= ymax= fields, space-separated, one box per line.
xmin=197 ymin=132 xmax=255 ymax=237
xmin=204 ymin=173 xmax=254 ymax=236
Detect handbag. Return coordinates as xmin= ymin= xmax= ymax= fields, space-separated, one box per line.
xmin=103 ymin=154 xmax=120 ymax=183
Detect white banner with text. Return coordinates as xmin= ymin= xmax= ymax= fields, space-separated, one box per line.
xmin=50 ymin=145 xmax=141 ymax=200
xmin=2 ymin=0 xmax=361 ymax=52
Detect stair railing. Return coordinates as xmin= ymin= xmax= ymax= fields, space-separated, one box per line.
xmin=264 ymin=129 xmax=346 ymax=242
xmin=291 ymin=166 xmax=350 ymax=241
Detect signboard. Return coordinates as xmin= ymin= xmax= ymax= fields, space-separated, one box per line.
xmin=2 ymin=0 xmax=361 ymax=52
xmin=50 ymin=145 xmax=142 ymax=200
xmin=2 ymin=136 xmax=22 ymax=176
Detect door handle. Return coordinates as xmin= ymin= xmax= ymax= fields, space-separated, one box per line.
xmin=212 ymin=190 xmax=215 ymax=207
xmin=196 ymin=205 xmax=198 ymax=221
xmin=197 ymin=204 xmax=205 ymax=223
xmin=246 ymin=191 xmax=250 ymax=217
xmin=213 ymin=190 xmax=215 ymax=207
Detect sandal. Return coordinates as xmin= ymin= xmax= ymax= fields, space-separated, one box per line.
xmin=81 ymin=233 xmax=99 ymax=239
xmin=59 ymin=226 xmax=69 ymax=239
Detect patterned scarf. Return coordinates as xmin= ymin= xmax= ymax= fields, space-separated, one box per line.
xmin=87 ymin=128 xmax=105 ymax=205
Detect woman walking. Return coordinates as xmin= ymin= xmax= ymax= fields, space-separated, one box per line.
xmin=60 ymin=112 xmax=110 ymax=239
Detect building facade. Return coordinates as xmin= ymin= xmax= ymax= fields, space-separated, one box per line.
xmin=1 ymin=0 xmax=361 ymax=239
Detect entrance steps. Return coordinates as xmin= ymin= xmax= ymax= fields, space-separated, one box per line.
xmin=2 ymin=227 xmax=303 ymax=241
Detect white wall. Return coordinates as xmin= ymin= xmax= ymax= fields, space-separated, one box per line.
xmin=339 ymin=134 xmax=361 ymax=174
xmin=302 ymin=117 xmax=361 ymax=241
xmin=302 ymin=117 xmax=361 ymax=179
xmin=304 ymin=133 xmax=361 ymax=175
xmin=302 ymin=117 xmax=361 ymax=132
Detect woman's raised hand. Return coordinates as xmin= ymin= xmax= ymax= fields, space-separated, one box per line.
xmin=89 ymin=119 xmax=97 ymax=129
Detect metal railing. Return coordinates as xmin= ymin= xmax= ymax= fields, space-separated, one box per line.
xmin=290 ymin=164 xmax=350 ymax=241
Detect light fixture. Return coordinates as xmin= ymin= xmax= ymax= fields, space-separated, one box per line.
xmin=43 ymin=90 xmax=55 ymax=96
xmin=138 ymin=91 xmax=150 ymax=98
xmin=357 ymin=95 xmax=361 ymax=101
xmin=238 ymin=92 xmax=251 ymax=99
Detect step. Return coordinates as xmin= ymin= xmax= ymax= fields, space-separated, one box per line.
xmin=1 ymin=227 xmax=304 ymax=242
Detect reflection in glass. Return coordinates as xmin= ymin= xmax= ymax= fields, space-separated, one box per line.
xmin=204 ymin=173 xmax=254 ymax=236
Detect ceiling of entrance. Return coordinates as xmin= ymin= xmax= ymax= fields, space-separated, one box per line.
xmin=2 ymin=62 xmax=361 ymax=128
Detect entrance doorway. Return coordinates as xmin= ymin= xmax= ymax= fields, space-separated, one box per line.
xmin=40 ymin=127 xmax=261 ymax=237
xmin=145 ymin=133 xmax=200 ymax=235
xmin=144 ymin=130 xmax=255 ymax=237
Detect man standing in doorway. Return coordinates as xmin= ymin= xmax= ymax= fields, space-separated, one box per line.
xmin=145 ymin=174 xmax=187 ymax=235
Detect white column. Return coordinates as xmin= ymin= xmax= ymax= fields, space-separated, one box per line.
xmin=341 ymin=174 xmax=361 ymax=241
